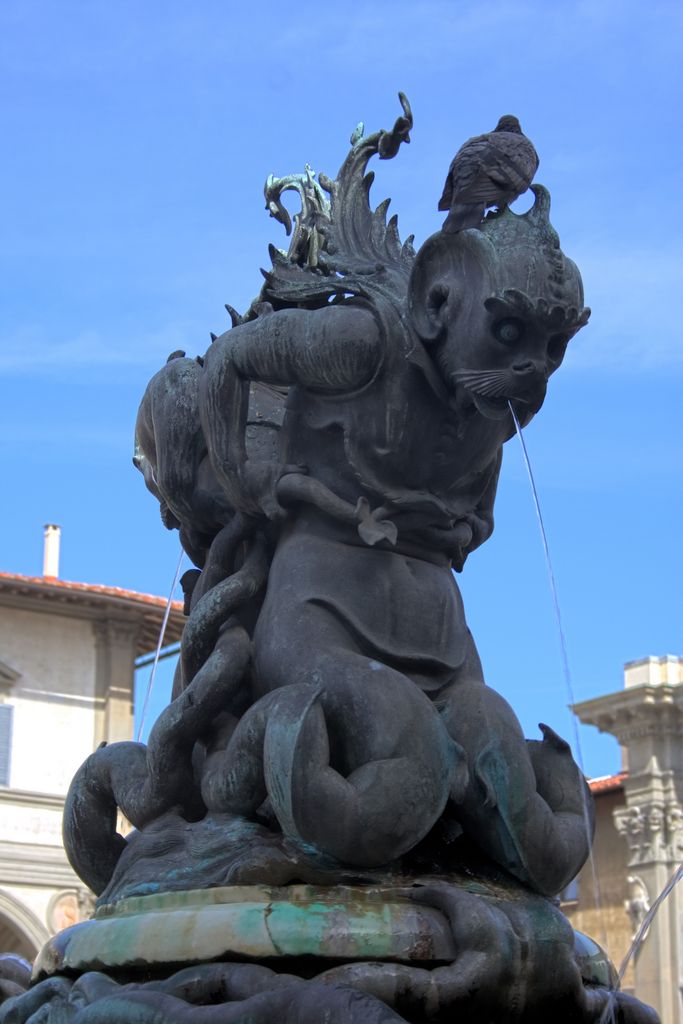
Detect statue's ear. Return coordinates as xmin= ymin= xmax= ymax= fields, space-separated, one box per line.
xmin=408 ymin=232 xmax=463 ymax=343
xmin=409 ymin=277 xmax=461 ymax=343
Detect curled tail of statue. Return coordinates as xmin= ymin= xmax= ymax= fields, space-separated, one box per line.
xmin=63 ymin=537 xmax=268 ymax=895
xmin=260 ymin=684 xmax=462 ymax=866
xmin=196 ymin=677 xmax=464 ymax=868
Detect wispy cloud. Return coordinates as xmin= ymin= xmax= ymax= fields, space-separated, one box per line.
xmin=562 ymin=242 xmax=683 ymax=372
xmin=7 ymin=0 xmax=678 ymax=87
xmin=0 ymin=321 xmax=205 ymax=376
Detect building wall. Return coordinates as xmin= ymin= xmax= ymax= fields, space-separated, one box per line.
xmin=0 ymin=788 xmax=85 ymax=959
xmin=0 ymin=599 xmax=135 ymax=959
xmin=0 ymin=569 xmax=182 ymax=964
xmin=1 ymin=606 xmax=99 ymax=794
xmin=574 ymin=656 xmax=683 ymax=1022
xmin=563 ymin=788 xmax=636 ymax=992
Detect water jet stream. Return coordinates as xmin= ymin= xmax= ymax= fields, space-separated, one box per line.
xmin=136 ymin=545 xmax=185 ymax=743
xmin=508 ymin=403 xmax=608 ymax=954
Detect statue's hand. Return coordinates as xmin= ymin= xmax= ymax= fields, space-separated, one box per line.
xmin=450 ymin=520 xmax=474 ymax=572
xmin=238 ymin=461 xmax=310 ymax=521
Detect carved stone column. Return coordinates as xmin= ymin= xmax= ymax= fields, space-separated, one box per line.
xmin=92 ymin=618 xmax=139 ymax=746
xmin=574 ymin=655 xmax=683 ymax=1024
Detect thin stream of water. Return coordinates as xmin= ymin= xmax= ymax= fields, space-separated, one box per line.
xmin=597 ymin=862 xmax=683 ymax=1024
xmin=135 ymin=546 xmax=185 ymax=743
xmin=508 ymin=403 xmax=609 ymax=954
xmin=618 ymin=862 xmax=683 ymax=984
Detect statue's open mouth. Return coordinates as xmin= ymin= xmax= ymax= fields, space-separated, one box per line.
xmin=470 ymin=392 xmax=514 ymax=419
xmin=451 ymin=369 xmax=544 ymax=421
xmin=472 ymin=390 xmax=543 ymax=421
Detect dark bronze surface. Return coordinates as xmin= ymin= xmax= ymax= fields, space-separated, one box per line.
xmin=0 ymin=96 xmax=657 ymax=1024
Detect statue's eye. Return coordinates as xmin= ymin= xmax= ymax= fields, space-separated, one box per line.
xmin=547 ymin=333 xmax=568 ymax=362
xmin=494 ymin=318 xmax=525 ymax=344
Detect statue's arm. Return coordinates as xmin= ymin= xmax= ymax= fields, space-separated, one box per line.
xmin=199 ymin=303 xmax=380 ymax=515
xmin=212 ymin=303 xmax=381 ymax=391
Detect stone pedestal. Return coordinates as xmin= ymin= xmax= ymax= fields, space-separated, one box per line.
xmin=33 ymin=885 xmax=458 ymax=978
xmin=7 ymin=878 xmax=630 ymax=1023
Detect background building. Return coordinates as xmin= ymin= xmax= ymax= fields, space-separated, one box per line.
xmin=0 ymin=526 xmax=183 ymax=960
xmin=571 ymin=655 xmax=683 ymax=1024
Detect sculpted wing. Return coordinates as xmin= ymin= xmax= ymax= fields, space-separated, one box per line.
xmin=259 ymin=92 xmax=416 ymax=312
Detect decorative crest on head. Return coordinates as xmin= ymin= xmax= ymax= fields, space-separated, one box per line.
xmin=229 ymin=93 xmax=416 ymax=323
xmin=224 ymin=100 xmax=588 ymax=345
xmin=264 ymin=164 xmax=331 ymax=269
xmin=477 ymin=185 xmax=590 ymax=331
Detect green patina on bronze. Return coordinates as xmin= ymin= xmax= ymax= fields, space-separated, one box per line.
xmin=34 ymin=885 xmax=463 ymax=979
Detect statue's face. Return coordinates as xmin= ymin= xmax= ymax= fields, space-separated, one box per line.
xmin=436 ymin=283 xmax=577 ymax=424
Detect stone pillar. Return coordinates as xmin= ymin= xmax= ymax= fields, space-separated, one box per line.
xmin=573 ymin=655 xmax=683 ymax=1024
xmin=92 ymin=618 xmax=139 ymax=746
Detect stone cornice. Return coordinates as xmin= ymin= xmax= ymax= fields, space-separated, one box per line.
xmin=572 ymin=685 xmax=683 ymax=741
xmin=0 ymin=840 xmax=80 ymax=888
xmin=0 ymin=573 xmax=184 ymax=655
xmin=0 ymin=788 xmax=65 ymax=811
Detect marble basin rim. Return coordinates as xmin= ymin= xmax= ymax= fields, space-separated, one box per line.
xmin=33 ymin=883 xmax=459 ymax=980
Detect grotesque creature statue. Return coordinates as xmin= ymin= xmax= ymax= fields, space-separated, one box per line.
xmin=41 ymin=97 xmax=658 ymax=1024
xmin=105 ymin=94 xmax=590 ymax=892
xmin=190 ymin=188 xmax=591 ymax=891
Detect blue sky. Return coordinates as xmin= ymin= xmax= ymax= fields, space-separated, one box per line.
xmin=1 ymin=0 xmax=680 ymax=777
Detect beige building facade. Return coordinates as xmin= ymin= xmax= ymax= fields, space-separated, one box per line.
xmin=563 ymin=774 xmax=635 ymax=989
xmin=0 ymin=538 xmax=183 ymax=961
xmin=572 ymin=655 xmax=683 ymax=1024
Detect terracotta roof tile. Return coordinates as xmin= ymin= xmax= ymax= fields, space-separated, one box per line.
xmin=0 ymin=572 xmax=181 ymax=608
xmin=588 ymin=772 xmax=627 ymax=795
xmin=0 ymin=572 xmax=185 ymax=656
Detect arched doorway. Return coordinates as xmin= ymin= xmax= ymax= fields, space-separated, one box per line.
xmin=0 ymin=890 xmax=48 ymax=962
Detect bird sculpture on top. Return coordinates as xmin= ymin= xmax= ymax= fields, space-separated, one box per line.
xmin=438 ymin=114 xmax=539 ymax=232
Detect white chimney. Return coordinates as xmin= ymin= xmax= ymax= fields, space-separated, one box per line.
xmin=624 ymin=654 xmax=683 ymax=689
xmin=43 ymin=524 xmax=61 ymax=578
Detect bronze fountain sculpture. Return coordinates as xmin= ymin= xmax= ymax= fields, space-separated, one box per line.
xmin=0 ymin=95 xmax=659 ymax=1023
